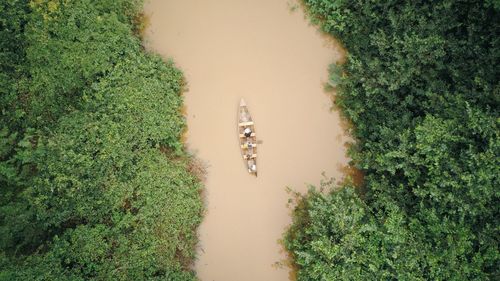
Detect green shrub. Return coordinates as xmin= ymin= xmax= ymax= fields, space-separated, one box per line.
xmin=1 ymin=1 xmax=202 ymax=280
xmin=286 ymin=1 xmax=499 ymax=280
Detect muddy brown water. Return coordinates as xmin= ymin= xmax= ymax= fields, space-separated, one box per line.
xmin=144 ymin=0 xmax=349 ymax=280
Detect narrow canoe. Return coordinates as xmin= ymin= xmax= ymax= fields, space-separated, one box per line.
xmin=238 ymin=98 xmax=257 ymax=176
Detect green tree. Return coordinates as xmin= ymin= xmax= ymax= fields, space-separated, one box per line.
xmin=1 ymin=1 xmax=203 ymax=280
xmin=286 ymin=0 xmax=499 ymax=280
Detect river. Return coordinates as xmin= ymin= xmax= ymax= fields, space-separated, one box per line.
xmin=144 ymin=1 xmax=349 ymax=280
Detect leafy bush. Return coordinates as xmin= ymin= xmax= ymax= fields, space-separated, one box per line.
xmin=0 ymin=1 xmax=202 ymax=280
xmin=286 ymin=186 xmax=429 ymax=280
xmin=286 ymin=1 xmax=499 ymax=280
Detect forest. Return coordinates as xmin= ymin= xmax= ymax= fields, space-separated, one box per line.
xmin=2 ymin=0 xmax=498 ymax=280
xmin=1 ymin=0 xmax=202 ymax=280
xmin=285 ymin=0 xmax=499 ymax=280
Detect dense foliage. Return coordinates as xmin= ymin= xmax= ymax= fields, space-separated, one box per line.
xmin=286 ymin=0 xmax=499 ymax=280
xmin=1 ymin=1 xmax=202 ymax=280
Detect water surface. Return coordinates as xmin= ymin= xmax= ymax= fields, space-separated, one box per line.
xmin=144 ymin=1 xmax=348 ymax=280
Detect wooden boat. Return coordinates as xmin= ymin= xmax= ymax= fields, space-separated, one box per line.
xmin=238 ymin=98 xmax=257 ymax=176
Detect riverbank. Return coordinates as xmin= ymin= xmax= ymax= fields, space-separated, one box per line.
xmin=285 ymin=1 xmax=500 ymax=279
xmin=0 ymin=1 xmax=202 ymax=279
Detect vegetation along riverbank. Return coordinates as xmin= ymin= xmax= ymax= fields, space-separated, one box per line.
xmin=285 ymin=1 xmax=499 ymax=280
xmin=1 ymin=1 xmax=202 ymax=280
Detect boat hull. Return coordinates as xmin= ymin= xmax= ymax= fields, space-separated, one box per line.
xmin=238 ymin=99 xmax=257 ymax=176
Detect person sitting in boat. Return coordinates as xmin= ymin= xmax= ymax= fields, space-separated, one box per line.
xmin=242 ymin=142 xmax=252 ymax=149
xmin=247 ymin=159 xmax=257 ymax=173
xmin=247 ymin=141 xmax=254 ymax=148
xmin=246 ymin=144 xmax=254 ymax=157
xmin=250 ymin=164 xmax=257 ymax=173
xmin=243 ymin=127 xmax=252 ymax=138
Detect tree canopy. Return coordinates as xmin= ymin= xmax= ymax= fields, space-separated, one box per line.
xmin=1 ymin=1 xmax=202 ymax=280
xmin=286 ymin=1 xmax=499 ymax=280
